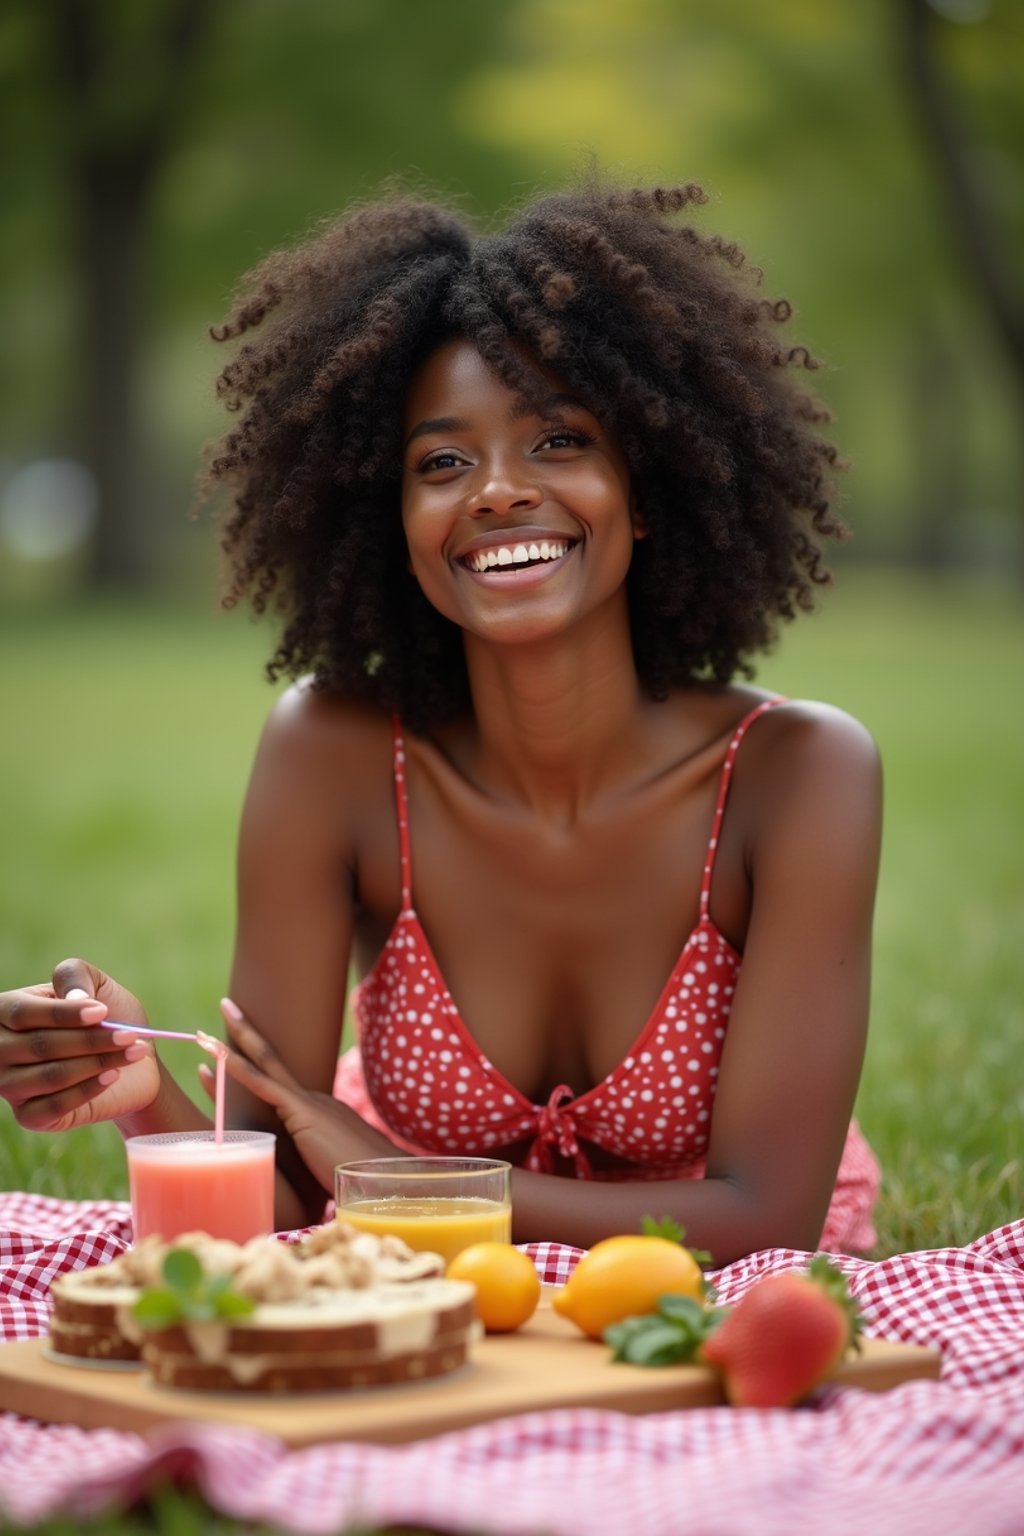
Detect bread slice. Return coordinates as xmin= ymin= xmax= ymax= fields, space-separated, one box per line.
xmin=141 ymin=1277 xmax=477 ymax=1392
xmin=47 ymin=1222 xmax=479 ymax=1391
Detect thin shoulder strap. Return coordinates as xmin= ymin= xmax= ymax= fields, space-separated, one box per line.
xmin=699 ymin=696 xmax=785 ymax=920
xmin=391 ymin=716 xmax=414 ymax=913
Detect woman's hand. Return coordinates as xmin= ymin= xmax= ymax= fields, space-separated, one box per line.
xmin=201 ymin=998 xmax=399 ymax=1193
xmin=0 ymin=959 xmax=161 ymax=1132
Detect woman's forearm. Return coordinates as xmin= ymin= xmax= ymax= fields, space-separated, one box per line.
xmin=510 ymin=1166 xmax=821 ymax=1268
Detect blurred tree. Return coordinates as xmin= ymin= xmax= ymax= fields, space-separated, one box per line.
xmin=50 ymin=0 xmax=215 ymax=587
xmin=453 ymin=0 xmax=1023 ymax=567
xmin=900 ymin=0 xmax=1023 ymax=564
xmin=0 ymin=0 xmax=519 ymax=589
xmin=902 ymin=0 xmax=1024 ymax=382
xmin=1 ymin=0 xmax=1020 ymax=586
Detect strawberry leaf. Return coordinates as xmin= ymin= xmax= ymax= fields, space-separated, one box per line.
xmin=806 ymin=1253 xmax=863 ymax=1352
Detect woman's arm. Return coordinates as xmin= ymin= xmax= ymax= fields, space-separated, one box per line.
xmin=222 ymin=685 xmax=408 ymax=1228
xmin=511 ymin=703 xmax=883 ymax=1263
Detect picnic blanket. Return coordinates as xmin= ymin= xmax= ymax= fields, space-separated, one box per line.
xmin=2 ymin=1194 xmax=1023 ymax=1535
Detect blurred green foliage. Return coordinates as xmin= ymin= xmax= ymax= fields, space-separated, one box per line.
xmin=0 ymin=0 xmax=1021 ymax=590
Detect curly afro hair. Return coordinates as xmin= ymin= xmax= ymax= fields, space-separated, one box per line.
xmin=199 ymin=180 xmax=846 ymax=731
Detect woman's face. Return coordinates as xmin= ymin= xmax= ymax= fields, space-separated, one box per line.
xmin=401 ymin=338 xmax=639 ymax=647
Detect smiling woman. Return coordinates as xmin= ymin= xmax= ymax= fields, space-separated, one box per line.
xmin=401 ymin=339 xmax=638 ymax=650
xmin=0 ymin=179 xmax=882 ymax=1266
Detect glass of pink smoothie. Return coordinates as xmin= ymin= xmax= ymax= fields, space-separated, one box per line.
xmin=126 ymin=1130 xmax=276 ymax=1243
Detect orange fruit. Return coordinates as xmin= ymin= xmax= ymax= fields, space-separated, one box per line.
xmin=446 ymin=1242 xmax=542 ymax=1333
xmin=551 ymin=1235 xmax=704 ymax=1338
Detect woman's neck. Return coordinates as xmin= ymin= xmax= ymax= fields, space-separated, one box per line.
xmin=461 ymin=601 xmax=652 ymax=824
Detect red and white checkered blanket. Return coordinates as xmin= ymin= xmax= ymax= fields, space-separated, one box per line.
xmin=2 ymin=1193 xmax=1023 ymax=1535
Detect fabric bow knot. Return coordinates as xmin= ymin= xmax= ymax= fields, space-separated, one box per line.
xmin=528 ymin=1084 xmax=592 ymax=1176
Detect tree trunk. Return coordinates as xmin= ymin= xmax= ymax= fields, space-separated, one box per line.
xmin=50 ymin=0 xmax=212 ymax=588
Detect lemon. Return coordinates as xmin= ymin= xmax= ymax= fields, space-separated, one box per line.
xmin=551 ymin=1234 xmax=704 ymax=1338
xmin=447 ymin=1242 xmax=541 ymax=1333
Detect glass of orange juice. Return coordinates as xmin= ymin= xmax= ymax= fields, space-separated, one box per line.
xmin=334 ymin=1157 xmax=512 ymax=1265
xmin=126 ymin=1130 xmax=276 ymax=1244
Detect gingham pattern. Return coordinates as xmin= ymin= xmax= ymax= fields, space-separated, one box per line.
xmin=2 ymin=1196 xmax=1023 ymax=1534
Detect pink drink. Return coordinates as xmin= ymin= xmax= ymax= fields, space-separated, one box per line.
xmin=126 ymin=1131 xmax=275 ymax=1243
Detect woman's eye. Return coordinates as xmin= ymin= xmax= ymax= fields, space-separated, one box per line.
xmin=419 ymin=450 xmax=464 ymax=472
xmin=541 ymin=428 xmax=594 ymax=451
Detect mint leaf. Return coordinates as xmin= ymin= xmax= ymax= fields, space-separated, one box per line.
xmin=214 ymin=1290 xmax=257 ymax=1319
xmin=134 ymin=1248 xmax=256 ymax=1330
xmin=656 ymin=1293 xmax=708 ymax=1327
xmin=620 ymin=1321 xmax=697 ymax=1367
xmin=162 ymin=1248 xmax=203 ymax=1295
xmin=132 ymin=1289 xmax=184 ymax=1329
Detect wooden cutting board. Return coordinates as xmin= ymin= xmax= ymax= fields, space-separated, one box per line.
xmin=0 ymin=1304 xmax=941 ymax=1448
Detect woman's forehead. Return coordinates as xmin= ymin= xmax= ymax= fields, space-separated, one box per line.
xmin=403 ymin=337 xmax=585 ymax=430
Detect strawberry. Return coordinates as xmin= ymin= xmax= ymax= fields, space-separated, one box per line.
xmin=699 ymin=1254 xmax=862 ymax=1407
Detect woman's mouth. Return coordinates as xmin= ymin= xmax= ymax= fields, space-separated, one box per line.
xmin=461 ymin=539 xmax=576 ymax=574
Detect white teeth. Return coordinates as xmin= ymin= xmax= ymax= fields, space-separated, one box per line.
xmin=465 ymin=540 xmax=571 ymax=573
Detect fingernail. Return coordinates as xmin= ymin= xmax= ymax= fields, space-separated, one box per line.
xmin=97 ymin=1069 xmax=119 ymax=1086
xmin=80 ymin=1004 xmax=107 ymax=1023
xmin=66 ymin=988 xmax=91 ymax=1001
xmin=220 ymin=997 xmax=244 ymax=1024
xmin=123 ymin=1044 xmax=149 ymax=1063
xmin=110 ymin=1031 xmax=137 ymax=1047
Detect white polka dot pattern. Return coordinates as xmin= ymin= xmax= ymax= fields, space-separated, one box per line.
xmin=353 ymin=699 xmax=783 ymax=1178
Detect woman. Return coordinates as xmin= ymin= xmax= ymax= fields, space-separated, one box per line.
xmin=0 ymin=181 xmax=881 ymax=1265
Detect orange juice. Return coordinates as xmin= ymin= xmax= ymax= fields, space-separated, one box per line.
xmin=126 ymin=1131 xmax=275 ymax=1243
xmin=338 ymin=1197 xmax=511 ymax=1265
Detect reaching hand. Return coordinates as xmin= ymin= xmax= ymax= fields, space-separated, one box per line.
xmin=197 ymin=998 xmax=400 ymax=1193
xmin=0 ymin=959 xmax=160 ymax=1132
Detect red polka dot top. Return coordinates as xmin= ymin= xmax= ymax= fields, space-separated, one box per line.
xmin=351 ymin=697 xmax=784 ymax=1181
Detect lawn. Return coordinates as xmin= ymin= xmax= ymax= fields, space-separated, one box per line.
xmin=1 ymin=565 xmax=1022 ymax=1534
xmin=1 ymin=564 xmax=1022 ymax=1246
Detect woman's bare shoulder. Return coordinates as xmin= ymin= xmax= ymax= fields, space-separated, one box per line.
xmin=755 ymin=697 xmax=880 ymax=778
xmin=738 ymin=697 xmax=883 ymax=846
xmin=241 ymin=684 xmax=396 ymax=841
xmin=255 ymin=682 xmax=392 ymax=771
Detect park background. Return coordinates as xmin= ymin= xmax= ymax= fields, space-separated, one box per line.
xmin=1 ymin=0 xmax=1021 ymax=1258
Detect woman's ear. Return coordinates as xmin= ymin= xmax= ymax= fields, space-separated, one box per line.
xmin=630 ymin=496 xmax=648 ymax=540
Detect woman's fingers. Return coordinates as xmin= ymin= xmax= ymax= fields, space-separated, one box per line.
xmin=219 ymin=999 xmax=302 ymax=1091
xmin=4 ymin=1047 xmax=145 ymax=1108
xmin=216 ymin=1041 xmax=296 ymax=1115
xmin=13 ymin=1069 xmax=119 ymax=1133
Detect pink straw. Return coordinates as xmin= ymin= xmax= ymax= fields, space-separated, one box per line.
xmin=196 ymin=1030 xmax=229 ymax=1144
xmin=97 ymin=1020 xmax=200 ymax=1043
xmin=97 ymin=1019 xmax=231 ymax=1147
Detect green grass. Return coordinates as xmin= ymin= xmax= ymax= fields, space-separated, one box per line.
xmin=2 ymin=566 xmax=1022 ymax=1246
xmin=1 ymin=566 xmax=1022 ymax=1533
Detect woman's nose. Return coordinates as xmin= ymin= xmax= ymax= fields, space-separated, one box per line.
xmin=466 ymin=462 xmax=542 ymax=518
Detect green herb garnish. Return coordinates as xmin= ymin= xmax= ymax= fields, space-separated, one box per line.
xmin=604 ymin=1292 xmax=730 ymax=1367
xmin=132 ymin=1248 xmax=256 ymax=1329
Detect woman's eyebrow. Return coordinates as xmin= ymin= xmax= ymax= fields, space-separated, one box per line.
xmin=405 ymin=416 xmax=469 ymax=447
xmin=405 ymin=394 xmax=586 ymax=448
xmin=509 ymin=392 xmax=582 ymax=422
